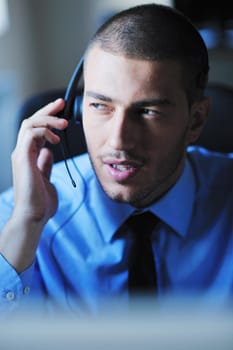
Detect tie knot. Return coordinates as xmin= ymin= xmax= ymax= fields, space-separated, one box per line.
xmin=126 ymin=211 xmax=158 ymax=237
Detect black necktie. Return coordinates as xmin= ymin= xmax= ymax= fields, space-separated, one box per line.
xmin=127 ymin=211 xmax=158 ymax=295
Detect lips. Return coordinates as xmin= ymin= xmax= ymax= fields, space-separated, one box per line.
xmin=104 ymin=159 xmax=142 ymax=182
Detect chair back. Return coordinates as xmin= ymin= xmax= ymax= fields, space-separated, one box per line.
xmin=195 ymin=82 xmax=233 ymax=153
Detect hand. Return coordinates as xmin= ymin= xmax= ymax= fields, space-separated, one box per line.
xmin=12 ymin=98 xmax=68 ymax=224
xmin=0 ymin=98 xmax=68 ymax=272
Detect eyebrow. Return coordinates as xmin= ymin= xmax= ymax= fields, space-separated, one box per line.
xmin=132 ymin=99 xmax=173 ymax=108
xmin=85 ymin=91 xmax=173 ymax=107
xmin=85 ymin=91 xmax=113 ymax=102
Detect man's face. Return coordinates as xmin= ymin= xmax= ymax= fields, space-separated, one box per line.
xmin=82 ymin=47 xmax=204 ymax=207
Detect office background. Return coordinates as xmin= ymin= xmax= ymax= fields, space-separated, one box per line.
xmin=0 ymin=0 xmax=232 ymax=191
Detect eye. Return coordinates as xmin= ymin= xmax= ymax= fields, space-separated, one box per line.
xmin=89 ymin=102 xmax=114 ymax=115
xmin=90 ymin=103 xmax=108 ymax=111
xmin=141 ymin=108 xmax=163 ymax=118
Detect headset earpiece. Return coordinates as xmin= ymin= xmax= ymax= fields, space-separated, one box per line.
xmin=62 ymin=56 xmax=84 ymax=123
xmin=73 ymin=94 xmax=83 ymax=123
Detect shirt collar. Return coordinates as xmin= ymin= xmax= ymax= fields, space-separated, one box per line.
xmin=89 ymin=178 xmax=135 ymax=243
xmin=148 ymin=159 xmax=196 ymax=237
xmin=90 ymin=158 xmax=195 ymax=241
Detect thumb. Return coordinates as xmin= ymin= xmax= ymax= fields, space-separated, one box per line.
xmin=37 ymin=147 xmax=54 ymax=179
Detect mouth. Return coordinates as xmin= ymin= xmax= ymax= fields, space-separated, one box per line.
xmin=103 ymin=159 xmax=142 ymax=182
xmin=111 ymin=163 xmax=136 ymax=171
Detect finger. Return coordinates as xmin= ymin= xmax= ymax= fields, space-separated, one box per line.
xmin=22 ymin=127 xmax=62 ymax=153
xmin=26 ymin=116 xmax=68 ymax=132
xmin=28 ymin=127 xmax=61 ymax=145
xmin=13 ymin=127 xmax=61 ymax=168
xmin=18 ymin=115 xmax=68 ymax=141
xmin=37 ymin=147 xmax=54 ymax=180
xmin=33 ymin=98 xmax=66 ymax=118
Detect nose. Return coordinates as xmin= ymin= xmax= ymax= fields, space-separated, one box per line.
xmin=107 ymin=109 xmax=137 ymax=151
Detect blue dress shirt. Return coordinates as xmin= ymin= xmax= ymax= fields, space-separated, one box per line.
xmin=0 ymin=146 xmax=233 ymax=315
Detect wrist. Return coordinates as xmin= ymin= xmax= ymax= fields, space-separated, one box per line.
xmin=0 ymin=213 xmax=45 ymax=273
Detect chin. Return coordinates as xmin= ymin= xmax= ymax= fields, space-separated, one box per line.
xmin=101 ymin=182 xmax=133 ymax=203
xmin=102 ymin=183 xmax=150 ymax=207
xmin=104 ymin=188 xmax=131 ymax=203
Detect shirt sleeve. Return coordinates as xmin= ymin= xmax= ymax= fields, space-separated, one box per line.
xmin=0 ymin=253 xmax=34 ymax=315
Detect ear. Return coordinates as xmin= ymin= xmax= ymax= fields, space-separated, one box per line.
xmin=186 ymin=96 xmax=210 ymax=146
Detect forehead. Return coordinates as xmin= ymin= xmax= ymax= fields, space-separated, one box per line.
xmin=84 ymin=46 xmax=184 ymax=99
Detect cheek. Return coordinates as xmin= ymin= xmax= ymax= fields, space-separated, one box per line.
xmin=82 ymin=109 xmax=94 ymax=136
xmin=146 ymin=120 xmax=189 ymax=157
xmin=82 ymin=114 xmax=104 ymax=152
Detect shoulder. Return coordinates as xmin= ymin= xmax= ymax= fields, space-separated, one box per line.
xmin=187 ymin=145 xmax=233 ymax=165
xmin=186 ymin=147 xmax=233 ymax=246
xmin=187 ymin=147 xmax=233 ymax=215
xmin=187 ymin=146 xmax=233 ymax=189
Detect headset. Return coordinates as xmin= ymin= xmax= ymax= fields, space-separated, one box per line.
xmin=62 ymin=56 xmax=84 ymax=123
xmin=59 ymin=56 xmax=85 ymax=187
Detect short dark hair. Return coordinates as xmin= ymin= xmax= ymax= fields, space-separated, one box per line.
xmin=86 ymin=3 xmax=209 ymax=104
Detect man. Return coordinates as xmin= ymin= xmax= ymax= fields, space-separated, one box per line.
xmin=0 ymin=4 xmax=232 ymax=315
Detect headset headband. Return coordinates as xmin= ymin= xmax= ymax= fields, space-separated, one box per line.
xmin=63 ymin=56 xmax=84 ymax=120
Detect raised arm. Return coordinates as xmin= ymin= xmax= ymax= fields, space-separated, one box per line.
xmin=0 ymin=98 xmax=68 ymax=273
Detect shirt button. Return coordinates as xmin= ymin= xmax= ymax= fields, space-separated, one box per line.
xmin=23 ymin=286 xmax=30 ymax=295
xmin=6 ymin=291 xmax=15 ymax=301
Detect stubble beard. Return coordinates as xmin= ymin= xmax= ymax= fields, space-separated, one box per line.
xmin=87 ymin=143 xmax=186 ymax=208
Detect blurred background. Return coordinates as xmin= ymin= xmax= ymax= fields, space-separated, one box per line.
xmin=0 ymin=0 xmax=232 ymax=191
